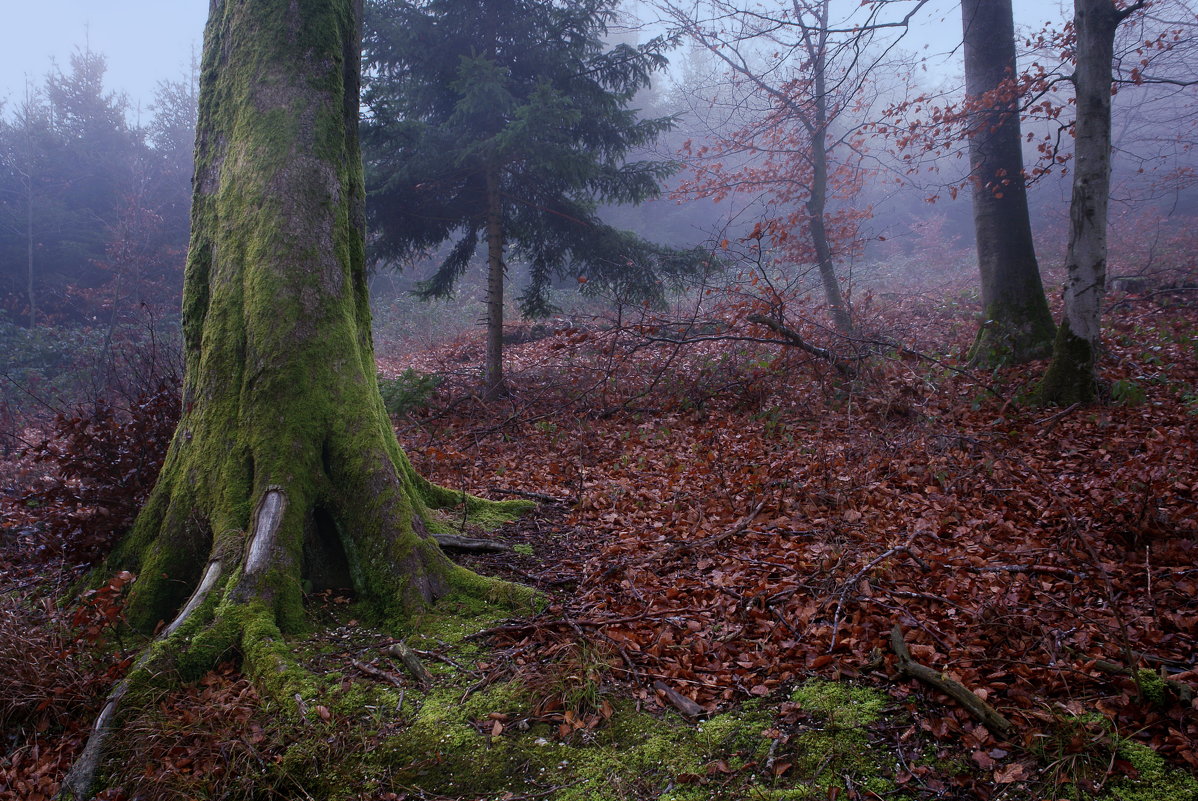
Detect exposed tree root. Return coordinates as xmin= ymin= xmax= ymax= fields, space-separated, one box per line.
xmin=59 ymin=478 xmax=534 ymax=799
xmin=59 ymin=554 xmax=229 ymax=800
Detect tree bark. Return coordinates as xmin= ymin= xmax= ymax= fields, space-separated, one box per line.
xmin=484 ymin=162 xmax=507 ymax=399
xmin=1039 ymin=0 xmax=1126 ymax=404
xmin=26 ymin=172 xmax=35 ymax=329
xmin=960 ymin=0 xmax=1055 ymax=364
xmin=60 ymin=1 xmax=531 ymax=795
xmin=806 ymin=8 xmax=853 ymax=335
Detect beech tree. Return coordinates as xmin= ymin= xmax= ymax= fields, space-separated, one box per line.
xmin=61 ymin=0 xmax=532 ymax=796
xmin=1039 ymin=0 xmax=1147 ymax=404
xmin=960 ymin=0 xmax=1055 ymax=364
xmin=660 ymin=0 xmax=930 ymax=335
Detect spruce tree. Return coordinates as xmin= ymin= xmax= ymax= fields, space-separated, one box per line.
xmin=363 ymin=0 xmax=702 ymax=397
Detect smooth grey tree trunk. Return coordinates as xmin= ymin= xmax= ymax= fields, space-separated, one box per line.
xmin=1039 ymin=0 xmax=1132 ymax=404
xmin=960 ymin=0 xmax=1054 ymax=364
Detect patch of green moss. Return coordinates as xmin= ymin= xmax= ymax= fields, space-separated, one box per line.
xmin=364 ymin=677 xmax=904 ymax=801
xmin=969 ymin=300 xmax=1055 ymax=367
xmin=395 ymin=588 xmax=523 ymax=647
xmin=692 ymin=703 xmax=775 ymax=769
xmin=787 ymin=680 xmax=897 ymax=797
xmin=1038 ymin=320 xmax=1098 ymax=405
xmin=373 ymin=680 xmax=557 ymax=796
xmin=789 ymin=680 xmax=887 ymax=728
xmin=1104 ymin=742 xmax=1198 ymax=801
xmin=1135 ymin=669 xmax=1168 ymax=708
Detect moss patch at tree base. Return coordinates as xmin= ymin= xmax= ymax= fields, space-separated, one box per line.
xmin=100 ymin=607 xmax=914 ymax=801
xmin=1038 ymin=320 xmax=1098 ymax=405
xmin=72 ymin=583 xmax=1198 ymax=801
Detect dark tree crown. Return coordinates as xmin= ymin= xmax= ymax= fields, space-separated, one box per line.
xmin=362 ymin=0 xmax=706 ymax=315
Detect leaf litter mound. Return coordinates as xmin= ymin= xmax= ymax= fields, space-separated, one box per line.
xmin=387 ymin=282 xmax=1198 ymax=795
xmin=1 ymin=279 xmax=1196 ymax=799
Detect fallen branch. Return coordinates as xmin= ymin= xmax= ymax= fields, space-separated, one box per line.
xmin=387 ymin=642 xmax=433 ymax=689
xmin=653 ymin=680 xmax=706 ymax=718
xmin=353 ymin=659 xmax=407 ymax=689
xmin=746 ymin=314 xmax=854 ymax=376
xmin=889 ymin=624 xmax=1012 ymax=738
xmin=431 ymin=533 xmax=512 ymax=552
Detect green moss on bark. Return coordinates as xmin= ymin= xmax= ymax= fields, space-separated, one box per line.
xmin=62 ymin=3 xmax=542 ymax=795
xmin=90 ymin=0 xmax=532 ymax=735
xmin=1038 ymin=319 xmax=1098 ymax=405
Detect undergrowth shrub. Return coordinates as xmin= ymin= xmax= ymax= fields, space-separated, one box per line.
xmin=0 ymin=591 xmax=115 ymax=736
xmin=379 ymin=368 xmax=442 ymax=418
xmin=18 ymin=383 xmax=179 ymax=564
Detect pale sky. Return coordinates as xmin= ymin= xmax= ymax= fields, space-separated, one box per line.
xmin=0 ymin=1 xmax=208 ymax=112
xmin=0 ymin=0 xmax=1068 ymax=113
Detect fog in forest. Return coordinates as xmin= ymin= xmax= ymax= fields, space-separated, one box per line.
xmin=1 ymin=0 xmax=1195 ymax=409
xmin=3 ymin=4 xmax=1198 ymax=796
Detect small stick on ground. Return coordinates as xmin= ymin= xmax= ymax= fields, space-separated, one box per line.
xmin=653 ymin=680 xmax=706 ymax=718
xmin=486 ymin=486 xmax=574 ymax=505
xmin=889 ymin=624 xmax=1012 ymax=738
xmin=387 ymin=642 xmax=433 ymax=689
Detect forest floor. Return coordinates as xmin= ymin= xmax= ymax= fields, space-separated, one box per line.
xmin=1 ymin=274 xmax=1197 ymax=800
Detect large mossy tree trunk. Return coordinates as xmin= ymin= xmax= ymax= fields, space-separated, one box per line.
xmin=960 ymin=0 xmax=1055 ymax=365
xmin=1038 ymin=0 xmax=1134 ymax=404
xmin=61 ymin=1 xmax=529 ymax=796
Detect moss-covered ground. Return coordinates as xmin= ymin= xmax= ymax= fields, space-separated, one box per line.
xmin=104 ymin=589 xmax=916 ymax=801
xmin=91 ymin=581 xmax=1198 ymax=801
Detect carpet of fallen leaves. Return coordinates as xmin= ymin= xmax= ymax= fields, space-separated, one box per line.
xmin=2 ymin=276 xmax=1196 ymax=799
xmin=383 ymin=279 xmax=1198 ymax=793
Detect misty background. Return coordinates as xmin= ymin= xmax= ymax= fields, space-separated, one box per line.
xmin=1 ymin=0 xmax=1195 ymax=432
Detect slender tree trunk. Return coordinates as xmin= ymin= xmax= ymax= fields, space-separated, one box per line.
xmin=1039 ymin=0 xmax=1125 ymax=404
xmin=60 ymin=1 xmax=530 ymax=795
xmin=807 ymin=30 xmax=852 ymax=335
xmin=484 ymin=162 xmax=507 ymax=399
xmin=961 ymin=0 xmax=1055 ymax=364
xmin=26 ymin=175 xmax=35 ymax=329
xmin=807 ymin=158 xmax=853 ymax=334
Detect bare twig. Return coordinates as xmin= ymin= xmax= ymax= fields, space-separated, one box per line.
xmin=486 ymin=486 xmax=574 ymax=505
xmin=830 ymin=536 xmax=916 ymax=651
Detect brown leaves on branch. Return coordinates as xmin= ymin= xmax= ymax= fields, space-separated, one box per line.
xmin=12 ymin=384 xmax=179 ymax=565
